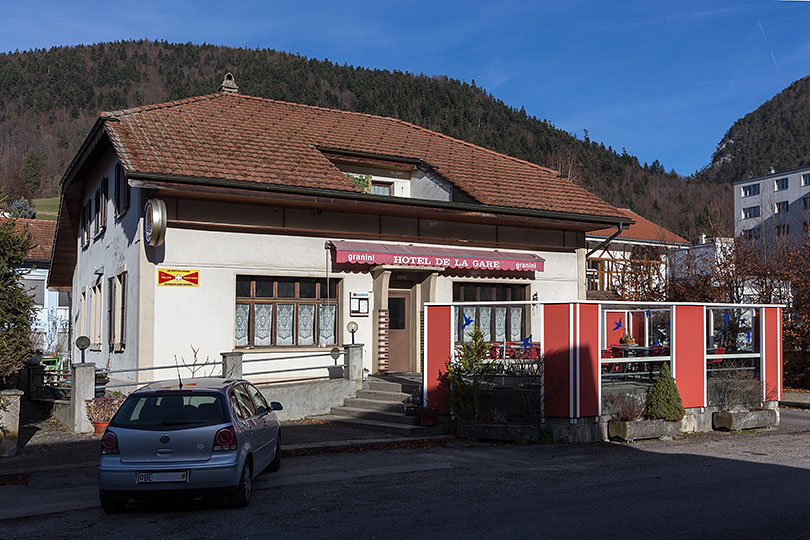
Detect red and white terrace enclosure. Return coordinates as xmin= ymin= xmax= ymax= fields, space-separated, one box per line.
xmin=424 ymin=301 xmax=783 ymax=417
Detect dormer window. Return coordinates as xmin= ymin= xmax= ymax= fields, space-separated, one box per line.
xmin=370 ymin=181 xmax=393 ymax=196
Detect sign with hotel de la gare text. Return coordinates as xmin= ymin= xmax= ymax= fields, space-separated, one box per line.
xmin=336 ymin=250 xmax=541 ymax=272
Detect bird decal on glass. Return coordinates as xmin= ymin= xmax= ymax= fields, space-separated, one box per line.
xmin=522 ymin=335 xmax=532 ymax=352
xmin=461 ymin=313 xmax=474 ymax=329
xmin=612 ymin=318 xmax=623 ymax=332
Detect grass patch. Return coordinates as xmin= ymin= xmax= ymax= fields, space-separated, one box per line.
xmin=32 ymin=197 xmax=59 ymax=220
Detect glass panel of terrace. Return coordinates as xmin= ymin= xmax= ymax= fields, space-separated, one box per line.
xmin=601 ymin=307 xmax=672 ymax=415
xmin=705 ymin=307 xmax=761 ymax=407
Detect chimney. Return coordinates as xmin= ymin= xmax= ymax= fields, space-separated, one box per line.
xmin=218 ymin=72 xmax=239 ymax=94
xmin=698 ymin=234 xmax=706 ymax=245
xmin=768 ymin=167 xmax=775 ymax=175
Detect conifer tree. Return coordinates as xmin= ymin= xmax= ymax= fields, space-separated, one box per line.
xmin=645 ymin=363 xmax=685 ymax=421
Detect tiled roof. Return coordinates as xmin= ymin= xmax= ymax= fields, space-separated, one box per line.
xmin=102 ymin=92 xmax=624 ymax=219
xmin=588 ymin=208 xmax=688 ymax=245
xmin=1 ymin=217 xmax=56 ymax=262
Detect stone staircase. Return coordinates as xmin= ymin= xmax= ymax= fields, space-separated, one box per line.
xmin=315 ymin=376 xmax=442 ymax=437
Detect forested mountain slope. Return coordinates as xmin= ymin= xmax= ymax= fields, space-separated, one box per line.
xmin=0 ymin=40 xmax=726 ymax=238
xmin=701 ymin=76 xmax=810 ymax=184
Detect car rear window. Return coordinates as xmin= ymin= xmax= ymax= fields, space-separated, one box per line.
xmin=111 ymin=392 xmax=229 ymax=430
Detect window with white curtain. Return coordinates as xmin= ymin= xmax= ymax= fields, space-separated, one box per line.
xmin=235 ymin=276 xmax=339 ymax=348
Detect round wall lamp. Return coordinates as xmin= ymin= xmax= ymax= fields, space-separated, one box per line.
xmin=76 ymin=335 xmax=91 ymax=363
xmin=347 ymin=321 xmax=359 ymax=344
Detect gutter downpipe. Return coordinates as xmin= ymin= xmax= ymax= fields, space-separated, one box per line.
xmin=586 ymin=223 xmax=630 ymax=258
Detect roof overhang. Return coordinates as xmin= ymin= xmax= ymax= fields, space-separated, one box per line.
xmin=48 ymin=119 xmax=114 ymax=290
xmin=126 ymin=171 xmax=632 ymax=232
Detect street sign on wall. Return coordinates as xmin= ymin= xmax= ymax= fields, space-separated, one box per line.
xmin=157 ymin=268 xmax=199 ymax=287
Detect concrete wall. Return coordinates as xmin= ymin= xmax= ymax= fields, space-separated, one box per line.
xmin=256 ymin=378 xmax=362 ymax=421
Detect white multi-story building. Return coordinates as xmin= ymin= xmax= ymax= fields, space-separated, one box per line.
xmin=734 ymin=165 xmax=810 ymax=243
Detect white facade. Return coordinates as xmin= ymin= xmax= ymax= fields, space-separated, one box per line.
xmin=66 ymin=155 xmax=591 ymax=385
xmin=71 ymin=149 xmax=143 ymax=375
xmin=734 ymin=165 xmax=810 ymax=243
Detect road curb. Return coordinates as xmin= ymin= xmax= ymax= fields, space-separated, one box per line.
xmin=282 ymin=435 xmax=455 ymax=456
xmin=780 ymin=401 xmax=810 ymax=410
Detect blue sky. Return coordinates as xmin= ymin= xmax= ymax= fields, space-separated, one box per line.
xmin=2 ymin=0 xmax=809 ymax=176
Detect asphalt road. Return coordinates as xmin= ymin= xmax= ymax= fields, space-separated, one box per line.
xmin=4 ymin=410 xmax=810 ymax=540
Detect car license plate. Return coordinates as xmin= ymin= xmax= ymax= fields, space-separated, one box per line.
xmin=137 ymin=471 xmax=188 ymax=483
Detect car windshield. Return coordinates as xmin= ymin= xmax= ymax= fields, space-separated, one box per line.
xmin=111 ymin=391 xmax=229 ymax=430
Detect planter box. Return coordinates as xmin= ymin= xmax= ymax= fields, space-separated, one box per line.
xmin=608 ymin=419 xmax=681 ymax=442
xmin=713 ymin=409 xmax=778 ymax=431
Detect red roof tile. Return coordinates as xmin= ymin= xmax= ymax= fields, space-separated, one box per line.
xmin=103 ymin=92 xmax=624 ymax=219
xmin=588 ymin=208 xmax=688 ymax=245
xmin=1 ymin=217 xmax=56 ymax=262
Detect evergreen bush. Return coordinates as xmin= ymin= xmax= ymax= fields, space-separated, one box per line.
xmin=0 ymin=218 xmax=35 ymax=385
xmin=645 ymin=363 xmax=685 ymax=421
xmin=444 ymin=326 xmax=497 ymax=420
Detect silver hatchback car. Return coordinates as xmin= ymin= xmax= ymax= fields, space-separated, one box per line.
xmin=98 ymin=378 xmax=282 ymax=513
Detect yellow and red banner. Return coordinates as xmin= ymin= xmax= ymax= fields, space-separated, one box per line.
xmin=157 ymin=268 xmax=199 ymax=287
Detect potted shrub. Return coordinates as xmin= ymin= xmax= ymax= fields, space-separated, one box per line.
xmin=85 ymin=394 xmax=126 ymax=436
xmin=619 ymin=334 xmax=636 ymax=345
xmin=608 ymin=363 xmax=684 ymax=442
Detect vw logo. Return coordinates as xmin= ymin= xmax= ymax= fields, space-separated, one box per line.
xmin=160 ymin=434 xmax=170 ymax=444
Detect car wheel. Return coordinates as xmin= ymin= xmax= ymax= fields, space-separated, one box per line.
xmin=228 ymin=460 xmax=252 ymax=508
xmin=99 ymin=490 xmax=128 ymax=514
xmin=267 ymin=437 xmax=281 ymax=473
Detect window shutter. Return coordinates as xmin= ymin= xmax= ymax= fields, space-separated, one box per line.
xmin=100 ymin=177 xmax=108 ymax=232
xmin=119 ymin=272 xmax=127 ymax=350
xmin=108 ymin=277 xmax=115 ymax=349
xmin=115 ymin=163 xmax=130 ymax=216
xmin=93 ymin=190 xmax=100 ymax=236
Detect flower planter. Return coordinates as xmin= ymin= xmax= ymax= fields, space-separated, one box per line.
xmin=92 ymin=421 xmax=109 ymax=437
xmin=712 ymin=409 xmax=778 ymax=432
xmin=608 ymin=419 xmax=681 ymax=442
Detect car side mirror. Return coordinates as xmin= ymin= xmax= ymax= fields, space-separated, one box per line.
xmin=270 ymin=401 xmax=283 ymax=411
xmin=256 ymin=405 xmax=266 ymax=415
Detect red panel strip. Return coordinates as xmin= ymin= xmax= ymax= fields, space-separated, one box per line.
xmin=543 ymin=304 xmax=571 ymax=418
xmin=763 ymin=307 xmax=781 ymax=402
xmin=425 ymin=306 xmax=452 ymax=414
xmin=674 ymin=305 xmax=705 ymax=408
xmin=579 ymin=303 xmax=600 ymax=417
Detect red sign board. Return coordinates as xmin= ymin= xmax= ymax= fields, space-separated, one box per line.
xmin=157 ymin=268 xmax=200 ymax=287
xmin=332 ymin=241 xmax=543 ymax=272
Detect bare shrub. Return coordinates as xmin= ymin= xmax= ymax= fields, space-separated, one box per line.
xmin=712 ymin=360 xmax=762 ymax=410
xmin=606 ymin=392 xmax=646 ymax=421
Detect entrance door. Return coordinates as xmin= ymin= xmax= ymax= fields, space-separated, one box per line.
xmin=387 ymin=291 xmax=411 ymax=372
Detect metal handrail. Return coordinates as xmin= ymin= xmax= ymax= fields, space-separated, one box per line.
xmin=101 ymin=362 xmax=223 ymax=375
xmin=104 ymin=372 xmax=223 ymax=389
xmin=240 ymin=351 xmax=345 ymax=364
